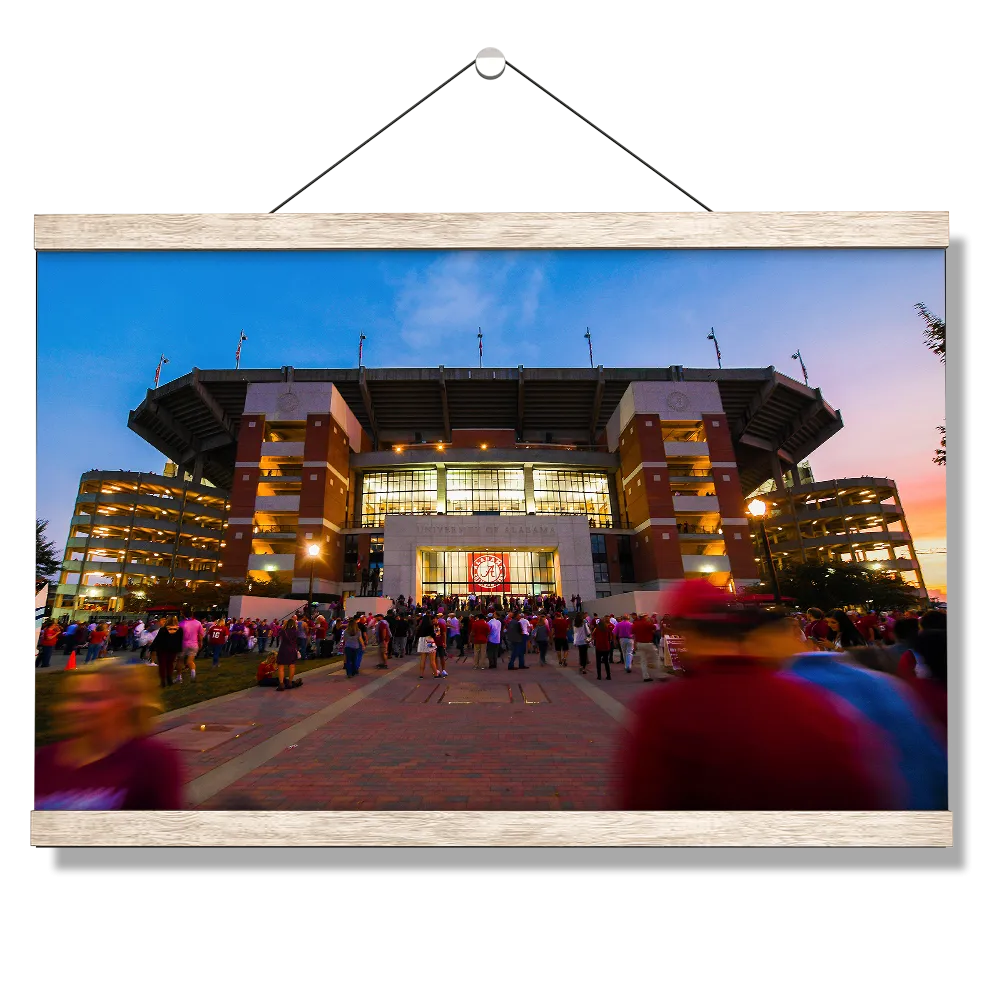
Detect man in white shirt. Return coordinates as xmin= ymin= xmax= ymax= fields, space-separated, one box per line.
xmin=486 ymin=613 xmax=502 ymax=669
xmin=138 ymin=620 xmax=160 ymax=662
xmin=132 ymin=620 xmax=145 ymax=652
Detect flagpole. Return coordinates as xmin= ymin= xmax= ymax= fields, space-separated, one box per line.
xmin=792 ymin=350 xmax=809 ymax=386
xmin=153 ymin=354 xmax=169 ymax=388
xmin=235 ymin=330 xmax=247 ymax=370
xmin=707 ymin=327 xmax=722 ymax=368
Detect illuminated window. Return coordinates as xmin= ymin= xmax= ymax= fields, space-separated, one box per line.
xmin=360 ymin=469 xmax=438 ymax=527
xmin=419 ymin=549 xmax=555 ymax=598
xmin=533 ymin=469 xmax=613 ymax=527
xmin=445 ymin=468 xmax=525 ymax=515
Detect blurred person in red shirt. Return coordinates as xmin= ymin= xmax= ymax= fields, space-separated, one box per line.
xmin=909 ymin=628 xmax=947 ymax=734
xmin=631 ymin=614 xmax=663 ymax=682
xmin=592 ymin=615 xmax=614 ymax=680
xmin=618 ymin=580 xmax=900 ymax=810
xmin=84 ymin=624 xmax=108 ymax=664
xmin=857 ymin=609 xmax=880 ymax=645
xmin=551 ymin=611 xmax=571 ymax=666
xmin=802 ymin=607 xmax=830 ymax=647
xmin=35 ymin=661 xmax=182 ymax=810
xmin=37 ymin=620 xmax=62 ymax=669
xmin=206 ymin=618 xmax=229 ymax=668
xmin=110 ymin=620 xmax=130 ymax=652
xmin=895 ymin=612 xmax=944 ymax=673
xmin=470 ymin=613 xmax=491 ymax=669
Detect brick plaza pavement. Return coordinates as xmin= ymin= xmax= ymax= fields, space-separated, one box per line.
xmin=150 ymin=644 xmax=673 ymax=810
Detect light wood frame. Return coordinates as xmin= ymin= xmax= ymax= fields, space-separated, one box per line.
xmin=33 ymin=211 xmax=951 ymax=847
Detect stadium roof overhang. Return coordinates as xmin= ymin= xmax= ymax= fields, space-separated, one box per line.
xmin=128 ymin=365 xmax=843 ymax=495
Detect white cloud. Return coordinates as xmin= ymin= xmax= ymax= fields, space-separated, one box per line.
xmin=390 ymin=253 xmax=548 ymax=360
xmin=520 ymin=266 xmax=545 ymax=324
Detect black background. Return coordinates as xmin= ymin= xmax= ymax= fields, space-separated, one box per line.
xmin=27 ymin=29 xmax=971 ymax=828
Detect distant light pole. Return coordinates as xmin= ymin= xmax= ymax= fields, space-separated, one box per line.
xmin=707 ymin=327 xmax=722 ymax=368
xmin=307 ymin=543 xmax=321 ymax=609
xmin=791 ymin=349 xmax=809 ymax=386
xmin=235 ymin=330 xmax=247 ymax=369
xmin=584 ymin=328 xmax=593 ymax=367
xmin=478 ymin=327 xmax=483 ymax=367
xmin=748 ymin=498 xmax=781 ymax=601
xmin=358 ymin=331 xmax=366 ymax=368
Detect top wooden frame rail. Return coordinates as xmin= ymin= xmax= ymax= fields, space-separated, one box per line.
xmin=34 ymin=212 xmax=948 ymax=251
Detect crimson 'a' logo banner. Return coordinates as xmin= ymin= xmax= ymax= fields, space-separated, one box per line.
xmin=468 ymin=552 xmax=510 ymax=593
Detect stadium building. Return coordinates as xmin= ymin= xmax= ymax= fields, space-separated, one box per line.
xmin=121 ymin=365 xmax=848 ymax=609
xmin=54 ymin=468 xmax=228 ymax=615
xmin=750 ymin=475 xmax=928 ymax=595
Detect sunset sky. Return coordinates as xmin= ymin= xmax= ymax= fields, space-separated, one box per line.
xmin=36 ymin=248 xmax=947 ymax=596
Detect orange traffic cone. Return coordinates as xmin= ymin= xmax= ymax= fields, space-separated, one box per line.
xmin=65 ymin=649 xmax=77 ymax=670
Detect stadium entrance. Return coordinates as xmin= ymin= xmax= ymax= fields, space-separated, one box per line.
xmin=419 ymin=549 xmax=556 ymax=602
xmin=381 ymin=513 xmax=599 ymax=605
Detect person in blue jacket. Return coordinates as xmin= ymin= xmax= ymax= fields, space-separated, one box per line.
xmin=784 ymin=650 xmax=947 ymax=810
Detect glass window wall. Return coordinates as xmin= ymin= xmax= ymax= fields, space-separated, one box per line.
xmin=534 ymin=469 xmax=613 ymax=527
xmin=360 ymin=470 xmax=438 ymax=527
xmin=445 ymin=468 xmax=525 ymax=515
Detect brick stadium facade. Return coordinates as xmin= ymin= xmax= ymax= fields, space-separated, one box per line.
xmin=126 ymin=365 xmax=845 ymax=608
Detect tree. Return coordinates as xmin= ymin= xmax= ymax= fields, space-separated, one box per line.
xmin=933 ymin=425 xmax=946 ymax=467
xmin=36 ymin=519 xmax=60 ymax=581
xmin=123 ymin=580 xmax=193 ymax=614
xmin=245 ymin=576 xmax=288 ymax=598
xmin=864 ymin=571 xmax=923 ymax=613
xmin=776 ymin=562 xmax=922 ymax=612
xmin=915 ymin=302 xmax=946 ymax=465
xmin=915 ymin=301 xmax=945 ymax=360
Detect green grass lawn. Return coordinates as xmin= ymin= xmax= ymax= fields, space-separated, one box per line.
xmin=34 ymin=650 xmax=343 ymax=747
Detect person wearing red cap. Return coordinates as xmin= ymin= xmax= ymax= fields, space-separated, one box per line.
xmin=618 ymin=579 xmax=901 ymax=810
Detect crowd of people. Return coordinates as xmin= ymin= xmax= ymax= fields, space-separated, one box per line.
xmin=35 ymin=584 xmax=947 ymax=813
xmin=617 ymin=583 xmax=948 ymax=810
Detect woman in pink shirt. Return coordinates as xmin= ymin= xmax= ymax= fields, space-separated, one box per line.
xmin=179 ymin=616 xmax=205 ymax=683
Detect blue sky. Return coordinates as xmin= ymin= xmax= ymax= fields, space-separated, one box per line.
xmin=36 ymin=248 xmax=946 ymax=589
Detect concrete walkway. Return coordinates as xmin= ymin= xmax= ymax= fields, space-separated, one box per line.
xmin=147 ymin=648 xmax=671 ymax=810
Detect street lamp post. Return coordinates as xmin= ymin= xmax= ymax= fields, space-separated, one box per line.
xmin=307 ymin=543 xmax=321 ymax=609
xmin=747 ymin=498 xmax=781 ymax=601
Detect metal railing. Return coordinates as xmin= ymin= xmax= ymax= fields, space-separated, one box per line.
xmin=381 ymin=441 xmax=594 ymax=453
xmin=666 ymin=467 xmax=713 ymax=478
xmin=343 ymin=512 xmax=631 ymax=530
xmin=277 ymin=602 xmax=308 ymax=623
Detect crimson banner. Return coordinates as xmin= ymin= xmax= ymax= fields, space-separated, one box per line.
xmin=467 ymin=552 xmax=510 ymax=593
